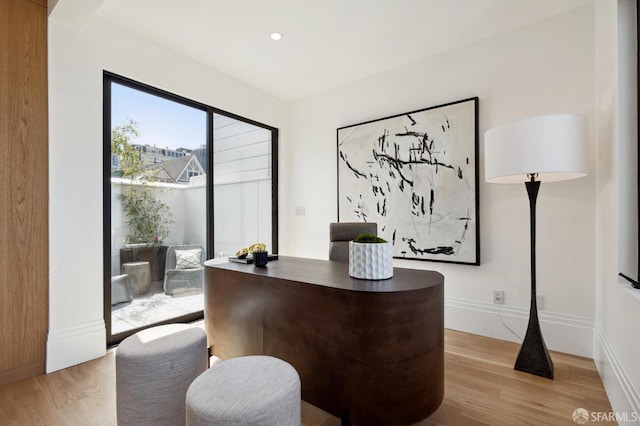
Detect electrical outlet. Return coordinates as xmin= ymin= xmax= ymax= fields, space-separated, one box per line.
xmin=493 ymin=290 xmax=504 ymax=304
xmin=537 ymin=294 xmax=544 ymax=310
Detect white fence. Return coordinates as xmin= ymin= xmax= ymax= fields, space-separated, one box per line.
xmin=111 ymin=176 xmax=272 ymax=276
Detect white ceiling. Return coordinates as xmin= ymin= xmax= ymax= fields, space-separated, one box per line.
xmin=92 ymin=0 xmax=592 ymax=101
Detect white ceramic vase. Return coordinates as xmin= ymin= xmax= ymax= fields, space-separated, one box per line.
xmin=348 ymin=241 xmax=393 ymax=280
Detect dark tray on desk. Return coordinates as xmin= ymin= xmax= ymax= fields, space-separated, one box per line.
xmin=228 ymin=254 xmax=279 ymax=264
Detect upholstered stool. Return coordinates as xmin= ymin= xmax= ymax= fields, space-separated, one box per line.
xmin=186 ymin=356 xmax=301 ymax=426
xmin=116 ymin=324 xmax=207 ymax=426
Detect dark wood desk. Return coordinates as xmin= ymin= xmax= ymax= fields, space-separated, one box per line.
xmin=204 ymin=256 xmax=444 ymax=425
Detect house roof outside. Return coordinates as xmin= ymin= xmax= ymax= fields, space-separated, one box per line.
xmin=150 ymin=154 xmax=206 ymax=184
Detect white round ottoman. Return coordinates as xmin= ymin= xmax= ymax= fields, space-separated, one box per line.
xmin=186 ymin=356 xmax=301 ymax=426
xmin=116 ymin=324 xmax=208 ymax=426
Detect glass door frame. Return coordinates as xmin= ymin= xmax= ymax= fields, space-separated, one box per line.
xmin=103 ymin=71 xmax=278 ymax=345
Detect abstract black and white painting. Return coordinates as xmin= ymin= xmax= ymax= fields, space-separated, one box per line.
xmin=337 ymin=97 xmax=479 ymax=265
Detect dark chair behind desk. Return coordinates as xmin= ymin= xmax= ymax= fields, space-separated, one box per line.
xmin=328 ymin=222 xmax=377 ymax=261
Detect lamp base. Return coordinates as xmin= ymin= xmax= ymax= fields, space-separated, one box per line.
xmin=514 ymin=313 xmax=554 ymax=379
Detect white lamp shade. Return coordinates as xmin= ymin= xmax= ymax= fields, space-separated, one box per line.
xmin=484 ymin=114 xmax=588 ymax=184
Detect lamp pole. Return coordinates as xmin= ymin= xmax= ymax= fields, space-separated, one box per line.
xmin=514 ymin=173 xmax=554 ymax=379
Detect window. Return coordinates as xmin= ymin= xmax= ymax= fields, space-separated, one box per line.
xmin=619 ymin=4 xmax=639 ymax=289
xmin=103 ymin=72 xmax=278 ymax=344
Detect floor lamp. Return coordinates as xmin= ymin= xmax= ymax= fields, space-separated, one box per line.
xmin=484 ymin=114 xmax=588 ymax=379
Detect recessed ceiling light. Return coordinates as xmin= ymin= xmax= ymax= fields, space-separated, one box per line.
xmin=270 ymin=32 xmax=283 ymax=41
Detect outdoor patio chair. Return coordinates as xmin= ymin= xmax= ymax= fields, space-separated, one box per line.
xmin=111 ymin=274 xmax=133 ymax=305
xmin=163 ymin=245 xmax=205 ymax=295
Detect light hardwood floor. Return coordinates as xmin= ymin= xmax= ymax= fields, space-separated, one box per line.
xmin=0 ymin=329 xmax=613 ymax=425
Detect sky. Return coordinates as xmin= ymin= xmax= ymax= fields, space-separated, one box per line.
xmin=111 ymin=82 xmax=206 ymax=150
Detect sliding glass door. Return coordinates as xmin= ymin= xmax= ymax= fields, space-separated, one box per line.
xmin=104 ymin=72 xmax=278 ymax=344
xmin=213 ymin=113 xmax=275 ymax=256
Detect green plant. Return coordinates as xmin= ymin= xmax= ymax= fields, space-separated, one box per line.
xmin=353 ymin=233 xmax=388 ymax=243
xmin=119 ymin=186 xmax=173 ymax=244
xmin=112 ymin=119 xmax=173 ymax=245
xmin=111 ymin=120 xmax=142 ymax=178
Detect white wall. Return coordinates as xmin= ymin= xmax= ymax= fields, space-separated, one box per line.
xmin=285 ymin=6 xmax=596 ymax=357
xmin=47 ymin=13 xmax=288 ymax=372
xmin=593 ymin=0 xmax=640 ymax=422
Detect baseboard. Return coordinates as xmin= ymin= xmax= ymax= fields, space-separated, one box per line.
xmin=445 ymin=297 xmax=594 ymax=358
xmin=46 ymin=320 xmax=106 ymax=373
xmin=593 ymin=323 xmax=640 ymax=424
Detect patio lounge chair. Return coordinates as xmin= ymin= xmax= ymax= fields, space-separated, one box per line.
xmin=164 ymin=245 xmax=205 ymax=295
